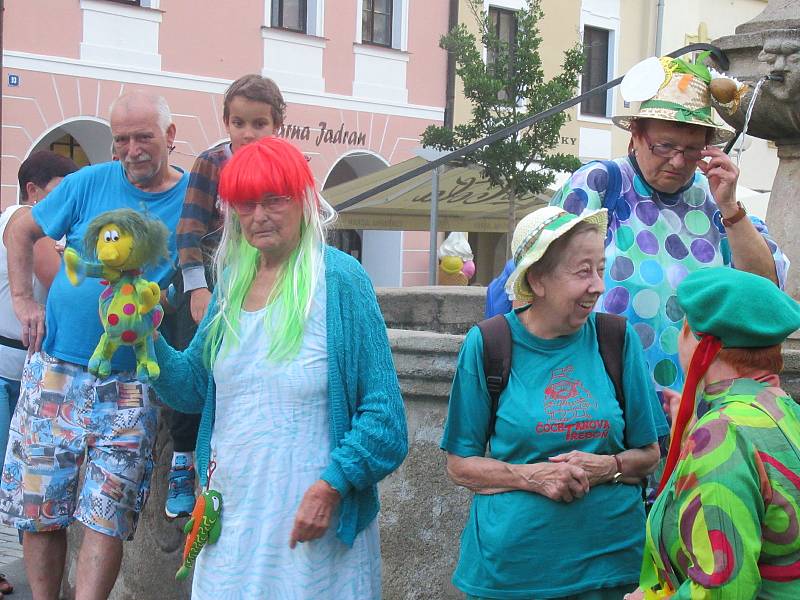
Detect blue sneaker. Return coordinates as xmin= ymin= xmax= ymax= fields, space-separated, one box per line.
xmin=165 ymin=456 xmax=196 ymax=518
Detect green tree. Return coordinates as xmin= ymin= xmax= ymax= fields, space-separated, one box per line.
xmin=422 ymin=0 xmax=584 ymax=254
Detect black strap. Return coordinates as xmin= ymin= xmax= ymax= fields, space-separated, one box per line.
xmin=476 ymin=314 xmax=512 ymax=449
xmin=595 ymin=313 xmax=628 ymax=445
xmin=0 ymin=335 xmax=26 ymax=351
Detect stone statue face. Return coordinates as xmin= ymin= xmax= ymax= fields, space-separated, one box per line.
xmin=758 ymin=34 xmax=800 ymax=101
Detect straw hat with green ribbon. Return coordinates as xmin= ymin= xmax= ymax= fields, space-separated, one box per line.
xmin=613 ymin=53 xmax=734 ymax=145
xmin=505 ymin=206 xmax=608 ymax=303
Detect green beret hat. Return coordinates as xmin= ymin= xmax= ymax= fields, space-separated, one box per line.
xmin=677 ymin=267 xmax=800 ymax=348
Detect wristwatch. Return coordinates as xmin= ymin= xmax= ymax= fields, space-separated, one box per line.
xmin=612 ymin=454 xmax=623 ymax=484
xmin=721 ymin=201 xmax=747 ymax=228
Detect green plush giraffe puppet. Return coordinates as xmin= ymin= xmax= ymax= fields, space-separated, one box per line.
xmin=63 ymin=208 xmax=169 ymax=383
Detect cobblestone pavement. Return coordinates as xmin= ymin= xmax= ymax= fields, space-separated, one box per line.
xmin=0 ymin=524 xmax=22 ymax=567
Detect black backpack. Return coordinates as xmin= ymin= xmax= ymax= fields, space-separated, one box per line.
xmin=477 ymin=311 xmax=629 ymax=447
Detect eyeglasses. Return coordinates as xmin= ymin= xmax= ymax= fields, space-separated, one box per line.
xmin=234 ymin=196 xmax=294 ymax=215
xmin=643 ymin=132 xmax=705 ymax=162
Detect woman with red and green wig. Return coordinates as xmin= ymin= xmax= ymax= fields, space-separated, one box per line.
xmin=627 ymin=267 xmax=800 ymax=599
xmin=151 ymin=137 xmax=407 ymax=599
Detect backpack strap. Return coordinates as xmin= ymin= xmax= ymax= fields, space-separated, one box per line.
xmin=476 ymin=314 xmax=512 ymax=448
xmin=595 ymin=312 xmax=628 ymax=445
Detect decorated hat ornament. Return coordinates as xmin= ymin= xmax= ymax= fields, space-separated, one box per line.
xmin=614 ymin=51 xmax=734 ymax=144
xmin=708 ymin=68 xmax=749 ymax=116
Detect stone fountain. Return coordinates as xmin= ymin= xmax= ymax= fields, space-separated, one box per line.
xmin=712 ymin=0 xmax=800 ymax=298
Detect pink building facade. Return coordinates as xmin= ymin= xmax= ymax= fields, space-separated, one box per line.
xmin=1 ymin=0 xmax=449 ymax=286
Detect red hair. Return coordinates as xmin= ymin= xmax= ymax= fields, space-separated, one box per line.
xmin=218 ymin=137 xmax=316 ymax=206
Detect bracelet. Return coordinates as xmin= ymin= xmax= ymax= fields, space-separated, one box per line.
xmin=612 ymin=454 xmax=623 ymax=484
xmin=721 ymin=201 xmax=747 ymax=228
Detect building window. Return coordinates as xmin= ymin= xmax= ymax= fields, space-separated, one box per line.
xmin=362 ymin=0 xmax=392 ymax=47
xmin=581 ymin=26 xmax=610 ymax=117
xmin=104 ymin=0 xmax=141 ymax=5
xmin=487 ymin=7 xmax=517 ymax=101
xmin=271 ymin=0 xmax=307 ymax=33
xmin=49 ymin=134 xmax=90 ymax=168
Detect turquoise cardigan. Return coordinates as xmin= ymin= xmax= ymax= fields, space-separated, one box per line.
xmin=152 ymin=246 xmax=408 ymax=546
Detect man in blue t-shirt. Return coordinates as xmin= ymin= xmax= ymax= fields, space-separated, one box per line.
xmin=0 ymin=91 xmax=188 ymax=598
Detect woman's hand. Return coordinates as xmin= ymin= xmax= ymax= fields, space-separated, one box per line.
xmin=549 ymin=451 xmax=615 ymax=487
xmin=515 ymin=462 xmax=590 ymax=502
xmin=289 ymin=480 xmax=341 ymax=549
xmin=624 ymin=587 xmax=645 ymax=600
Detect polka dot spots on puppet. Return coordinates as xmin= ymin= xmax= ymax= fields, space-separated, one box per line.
xmin=665 ymin=295 xmax=684 ymax=322
xmin=100 ymin=287 xmax=115 ymax=301
xmin=659 ymin=326 xmax=679 ymax=355
xmin=123 ymin=303 xmax=136 ymax=316
xmin=586 ymin=167 xmax=608 ymax=192
xmin=615 ymin=226 xmax=635 ymax=252
xmin=639 ymin=260 xmax=664 ymax=285
xmin=563 ymin=189 xmax=589 ymax=215
xmin=121 ymin=284 xmax=135 ymax=296
xmin=635 ymin=201 xmax=660 ymax=226
xmin=603 ymin=286 xmax=630 ymax=314
xmin=634 ymin=322 xmax=656 ymax=350
xmin=610 ymin=256 xmax=635 ymax=281
xmin=107 ymin=313 xmax=120 ymax=326
xmin=152 ymin=308 xmax=163 ymax=328
xmin=633 ymin=175 xmax=652 ymax=198
xmin=654 ymin=359 xmax=678 ymax=387
xmin=690 ymin=238 xmax=716 ymax=263
xmin=684 ymin=210 xmax=711 ymax=236
xmin=665 ymin=234 xmax=689 ymax=260
xmin=632 ymin=289 xmax=660 ymax=319
xmin=636 ymin=230 xmax=659 ymax=255
xmin=667 ymin=264 xmax=689 ymax=289
xmin=661 ymin=209 xmax=683 ymax=233
xmin=121 ymin=330 xmax=138 ymax=343
xmin=684 ymin=186 xmax=706 ymax=207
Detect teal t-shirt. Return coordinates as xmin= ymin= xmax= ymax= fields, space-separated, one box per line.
xmin=441 ymin=310 xmax=667 ymax=599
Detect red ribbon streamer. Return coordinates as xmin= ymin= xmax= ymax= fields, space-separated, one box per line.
xmin=657 ymin=333 xmax=722 ymax=496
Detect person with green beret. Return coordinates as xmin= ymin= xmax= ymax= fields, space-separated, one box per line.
xmin=625 ymin=267 xmax=800 ymax=599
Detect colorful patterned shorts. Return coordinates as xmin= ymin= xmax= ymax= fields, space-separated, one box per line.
xmin=0 ymin=352 xmax=157 ymax=540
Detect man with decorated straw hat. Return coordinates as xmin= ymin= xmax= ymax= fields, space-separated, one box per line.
xmin=551 ymin=53 xmax=789 ymax=401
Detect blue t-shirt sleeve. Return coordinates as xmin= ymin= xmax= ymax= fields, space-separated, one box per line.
xmin=621 ymin=323 xmax=669 ymax=446
xmin=31 ymin=170 xmax=81 ymax=242
xmin=440 ymin=326 xmax=493 ymax=458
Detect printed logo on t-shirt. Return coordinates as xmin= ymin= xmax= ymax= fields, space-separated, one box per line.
xmin=536 ymin=366 xmax=610 ymax=440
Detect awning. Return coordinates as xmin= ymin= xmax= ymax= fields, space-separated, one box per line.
xmin=323 ymin=155 xmax=570 ymax=232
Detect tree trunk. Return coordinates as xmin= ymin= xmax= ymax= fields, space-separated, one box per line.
xmin=506 ymin=187 xmax=516 ymax=260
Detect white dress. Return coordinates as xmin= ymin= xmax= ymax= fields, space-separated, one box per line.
xmin=193 ymin=276 xmax=381 ymax=600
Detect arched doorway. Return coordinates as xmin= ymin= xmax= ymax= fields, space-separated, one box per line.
xmin=29 ymin=118 xmax=112 ymax=167
xmin=323 ymin=151 xmax=389 ymax=264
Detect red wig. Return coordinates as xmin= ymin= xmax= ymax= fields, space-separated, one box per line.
xmin=218 ymin=137 xmax=316 ymax=206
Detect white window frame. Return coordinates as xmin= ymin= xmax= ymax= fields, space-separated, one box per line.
xmin=264 ymin=0 xmax=324 ymax=37
xmin=355 ymin=0 xmax=409 ymax=52
xmin=578 ymin=0 xmax=620 ymax=123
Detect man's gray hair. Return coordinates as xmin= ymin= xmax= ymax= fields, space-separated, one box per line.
xmin=110 ymin=91 xmax=173 ymax=132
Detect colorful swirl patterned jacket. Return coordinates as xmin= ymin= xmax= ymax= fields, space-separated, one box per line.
xmin=640 ymin=378 xmax=800 ymax=598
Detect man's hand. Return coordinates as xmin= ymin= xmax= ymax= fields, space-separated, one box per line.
xmin=13 ymin=296 xmax=45 ymax=354
xmin=549 ymin=450 xmax=616 ymax=487
xmin=190 ymin=288 xmax=212 ymax=324
xmin=289 ymin=480 xmax=341 ymax=549
xmin=515 ymin=462 xmax=590 ymax=503
xmin=698 ymin=146 xmax=739 ymax=214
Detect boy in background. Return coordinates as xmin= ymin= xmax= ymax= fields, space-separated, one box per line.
xmin=164 ymin=75 xmax=286 ymax=518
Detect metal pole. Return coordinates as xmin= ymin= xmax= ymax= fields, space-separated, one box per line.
xmin=655 ymin=0 xmax=665 ymax=56
xmin=428 ymin=167 xmax=440 ymax=285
